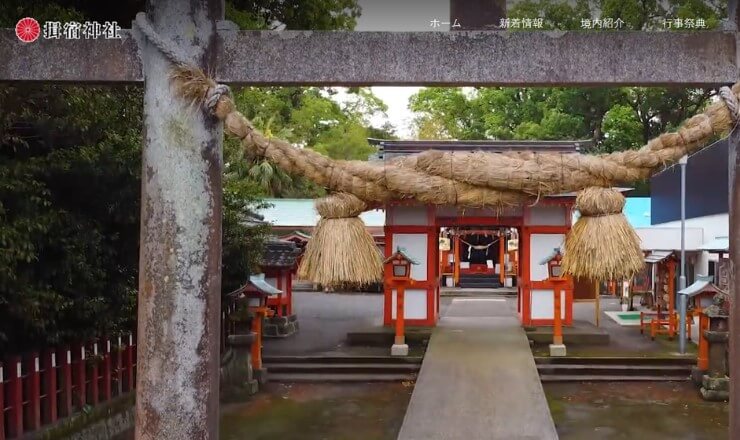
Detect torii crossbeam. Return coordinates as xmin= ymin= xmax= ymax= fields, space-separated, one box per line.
xmin=2 ymin=0 xmax=740 ymax=438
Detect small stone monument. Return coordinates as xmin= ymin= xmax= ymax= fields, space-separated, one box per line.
xmin=700 ymin=291 xmax=730 ymax=401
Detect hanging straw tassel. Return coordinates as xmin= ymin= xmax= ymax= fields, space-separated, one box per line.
xmin=297 ymin=193 xmax=383 ymax=286
xmin=561 ymin=187 xmax=643 ymax=281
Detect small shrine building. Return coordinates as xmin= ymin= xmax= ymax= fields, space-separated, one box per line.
xmin=370 ymin=139 xmax=589 ymax=327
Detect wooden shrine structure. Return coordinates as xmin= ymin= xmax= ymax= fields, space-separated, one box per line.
xmin=4 ymin=0 xmax=740 ymax=437
xmin=378 ymin=139 xmax=583 ymax=327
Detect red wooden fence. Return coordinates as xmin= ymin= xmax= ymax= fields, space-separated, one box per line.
xmin=0 ymin=334 xmax=137 ymax=440
xmin=0 ymin=299 xmax=238 ymax=440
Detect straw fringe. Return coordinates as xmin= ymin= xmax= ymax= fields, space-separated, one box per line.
xmin=561 ymin=188 xmax=644 ymax=280
xmin=297 ymin=216 xmax=384 ymax=286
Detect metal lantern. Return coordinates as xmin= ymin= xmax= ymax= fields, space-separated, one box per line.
xmin=384 ymin=247 xmax=418 ymax=283
xmin=545 ymin=248 xmax=564 ymax=280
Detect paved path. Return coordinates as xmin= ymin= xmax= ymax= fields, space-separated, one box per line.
xmin=397 ymin=297 xmax=558 ymax=440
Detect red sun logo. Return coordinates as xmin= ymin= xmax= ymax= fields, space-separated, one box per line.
xmin=16 ymin=17 xmax=41 ymax=43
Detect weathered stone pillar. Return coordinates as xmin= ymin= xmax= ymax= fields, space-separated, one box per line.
xmin=701 ymin=291 xmax=731 ymax=401
xmin=133 ymin=0 xmax=224 ymax=438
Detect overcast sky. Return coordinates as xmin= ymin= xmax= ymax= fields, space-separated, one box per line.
xmin=349 ymin=0 xmax=450 ymax=138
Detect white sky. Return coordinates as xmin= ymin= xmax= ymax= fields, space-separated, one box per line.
xmin=338 ymin=0 xmax=450 ymax=138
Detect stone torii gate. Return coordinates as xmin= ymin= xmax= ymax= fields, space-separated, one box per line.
xmin=2 ymin=0 xmax=740 ymax=438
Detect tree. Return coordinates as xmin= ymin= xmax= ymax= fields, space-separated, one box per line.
xmin=410 ymin=0 xmax=725 ymax=158
xmin=0 ymin=0 xmax=365 ymax=351
xmin=232 ymin=85 xmax=389 ymax=196
xmin=0 ymin=84 xmax=142 ymax=351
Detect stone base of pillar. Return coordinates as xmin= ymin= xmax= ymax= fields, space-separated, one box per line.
xmin=254 ymin=367 xmax=269 ymax=385
xmin=700 ymin=375 xmax=729 ymax=401
xmin=220 ymin=333 xmax=260 ymax=401
xmin=391 ymin=344 xmax=409 ymax=357
xmin=549 ymin=344 xmax=567 ymax=357
xmin=690 ymin=366 xmax=707 ymax=385
xmin=264 ymin=314 xmax=300 ymax=338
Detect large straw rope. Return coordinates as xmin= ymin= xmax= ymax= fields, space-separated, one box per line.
xmin=194 ymin=64 xmax=739 ymax=207
xmin=169 ymin=65 xmax=739 ymax=282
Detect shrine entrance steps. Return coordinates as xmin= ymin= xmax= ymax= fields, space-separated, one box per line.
xmin=397 ymin=297 xmax=558 ymax=440
xmin=536 ymin=357 xmax=693 ymax=382
xmin=264 ymin=355 xmax=421 ymax=382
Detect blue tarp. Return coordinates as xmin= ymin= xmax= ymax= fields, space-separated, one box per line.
xmin=622 ymin=197 xmax=651 ymax=227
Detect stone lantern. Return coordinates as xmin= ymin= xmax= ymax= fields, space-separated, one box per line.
xmin=700 ymin=290 xmax=730 ymax=401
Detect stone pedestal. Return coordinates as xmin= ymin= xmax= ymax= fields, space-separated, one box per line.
xmin=549 ymin=344 xmax=566 ymax=357
xmin=253 ymin=367 xmax=269 ymax=385
xmin=220 ymin=333 xmax=259 ymax=401
xmin=391 ymin=344 xmax=409 ymax=357
xmin=700 ymin=329 xmax=730 ymax=401
xmin=263 ymin=314 xmax=299 ymax=338
xmin=699 ymin=291 xmax=730 ymax=402
xmin=690 ymin=366 xmax=707 ymax=385
xmin=701 ymin=374 xmax=729 ymax=401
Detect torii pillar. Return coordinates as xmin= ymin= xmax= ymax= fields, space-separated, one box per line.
xmin=730 ymin=1 xmax=740 ymax=436
xmin=134 ymin=0 xmax=223 ymax=438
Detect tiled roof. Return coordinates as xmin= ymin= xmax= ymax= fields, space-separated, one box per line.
xmin=679 ymin=275 xmax=723 ymax=297
xmin=248 ymin=274 xmax=282 ymax=295
xmin=261 ymin=239 xmax=301 ymax=268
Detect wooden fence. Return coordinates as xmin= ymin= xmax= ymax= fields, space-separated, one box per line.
xmin=1 ymin=298 xmax=240 ymax=439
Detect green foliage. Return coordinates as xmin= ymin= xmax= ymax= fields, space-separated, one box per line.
xmin=411 ymin=0 xmax=723 ymax=161
xmin=228 ymin=0 xmax=361 ymax=30
xmin=0 ymin=85 xmax=142 ymax=351
xmin=0 ymin=0 xmax=370 ymax=351
xmin=231 ymin=85 xmax=388 ymax=196
xmin=600 ymin=105 xmax=643 ymax=153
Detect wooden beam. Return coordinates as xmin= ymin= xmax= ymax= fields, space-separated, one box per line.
xmin=1 ymin=29 xmax=737 ymax=86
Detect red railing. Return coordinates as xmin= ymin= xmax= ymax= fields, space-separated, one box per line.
xmin=0 ymin=334 xmax=137 ymax=440
xmin=1 ymin=302 xmax=238 ymax=440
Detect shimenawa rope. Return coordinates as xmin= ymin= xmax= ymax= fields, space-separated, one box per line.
xmin=133 ymin=14 xmax=740 ymax=282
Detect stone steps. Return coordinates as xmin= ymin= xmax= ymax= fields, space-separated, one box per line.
xmin=263 ymin=355 xmax=422 ymax=383
xmin=268 ymin=373 xmax=417 ymax=383
xmin=534 ymin=356 xmax=695 ymax=366
xmin=263 ymin=355 xmax=423 ymax=364
xmin=535 ymin=357 xmax=693 ymax=382
xmin=458 ymin=274 xmax=502 ymax=289
xmin=267 ymin=363 xmax=420 ymax=374
xmin=540 ymin=374 xmax=690 ymax=382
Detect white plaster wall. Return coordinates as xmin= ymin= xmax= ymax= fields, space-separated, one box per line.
xmin=530 ymin=234 xmax=565 ymax=281
xmin=389 ymin=205 xmax=429 ymax=225
xmin=391 ymin=288 xmax=427 ymax=320
xmin=650 ymin=213 xmax=728 ymax=277
xmin=527 ymin=206 xmax=567 ymax=226
xmin=635 ymin=227 xmax=704 ymax=251
xmin=654 ymin=213 xmax=728 ymax=238
xmin=531 ymin=288 xmax=566 ymax=320
xmin=393 ymin=233 xmax=428 ymax=281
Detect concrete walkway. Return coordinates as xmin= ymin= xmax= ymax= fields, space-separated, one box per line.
xmin=397 ymin=297 xmax=558 ymax=440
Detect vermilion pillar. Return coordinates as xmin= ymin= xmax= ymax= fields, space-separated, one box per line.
xmin=499 ymin=231 xmax=506 ymax=285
